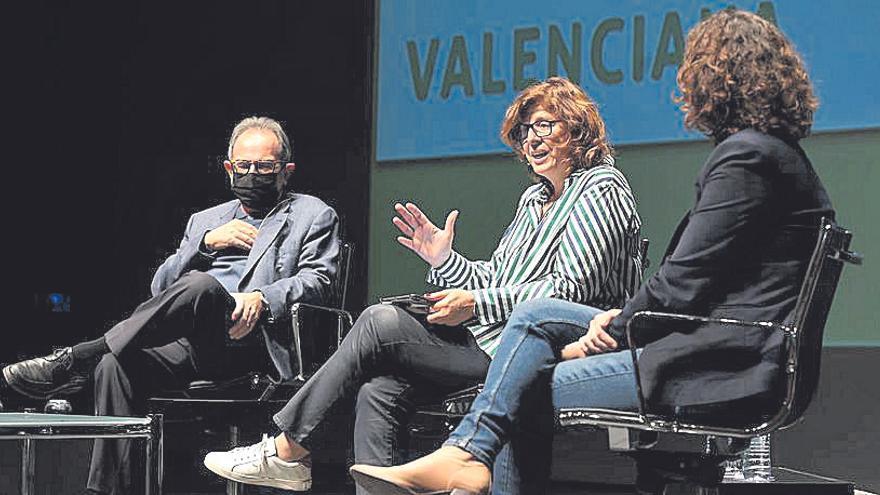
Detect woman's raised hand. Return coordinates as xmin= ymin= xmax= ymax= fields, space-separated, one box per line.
xmin=392 ymin=202 xmax=458 ymax=268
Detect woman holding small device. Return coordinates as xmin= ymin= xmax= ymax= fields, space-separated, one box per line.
xmin=204 ymin=77 xmax=643 ymax=493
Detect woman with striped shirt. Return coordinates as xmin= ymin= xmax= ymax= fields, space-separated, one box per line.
xmin=407 ymin=78 xmax=641 ymax=358
xmin=203 ymin=77 xmax=641 ymax=493
xmin=419 ymin=152 xmax=639 ymax=357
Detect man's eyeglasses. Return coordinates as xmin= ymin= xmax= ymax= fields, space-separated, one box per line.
xmin=513 ymin=120 xmax=561 ymax=143
xmin=229 ymin=160 xmax=285 ymax=175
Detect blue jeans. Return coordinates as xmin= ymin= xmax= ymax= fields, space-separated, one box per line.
xmin=444 ymin=298 xmax=640 ymax=494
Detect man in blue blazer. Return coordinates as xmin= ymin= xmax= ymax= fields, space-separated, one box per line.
xmin=2 ymin=116 xmax=340 ymax=494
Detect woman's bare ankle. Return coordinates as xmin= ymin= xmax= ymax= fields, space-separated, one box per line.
xmin=274 ymin=432 xmax=310 ymax=462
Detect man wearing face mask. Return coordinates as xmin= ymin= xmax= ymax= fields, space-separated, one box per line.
xmin=1 ymin=116 xmax=340 ymax=494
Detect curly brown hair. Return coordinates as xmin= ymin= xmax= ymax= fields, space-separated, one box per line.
xmin=676 ymin=8 xmax=818 ymax=142
xmin=500 ymin=77 xmax=613 ymax=173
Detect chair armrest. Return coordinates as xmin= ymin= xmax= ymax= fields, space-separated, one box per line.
xmin=624 ymin=311 xmax=791 ymax=418
xmin=290 ymin=302 xmax=354 ymax=331
xmin=626 ymin=311 xmax=790 ymax=340
xmin=442 ymin=384 xmax=484 ymax=415
xmin=289 ymin=302 xmax=354 ymax=381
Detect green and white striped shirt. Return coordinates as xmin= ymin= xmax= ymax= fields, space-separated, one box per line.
xmin=427 ymin=161 xmax=643 ymax=357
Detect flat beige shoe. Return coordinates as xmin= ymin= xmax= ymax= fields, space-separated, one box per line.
xmin=350 ymin=446 xmax=490 ymax=495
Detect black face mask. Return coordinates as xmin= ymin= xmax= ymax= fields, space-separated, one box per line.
xmin=231 ymin=172 xmax=280 ymax=213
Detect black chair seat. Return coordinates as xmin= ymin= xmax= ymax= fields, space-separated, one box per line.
xmin=186 ymin=373 xmax=262 ymax=392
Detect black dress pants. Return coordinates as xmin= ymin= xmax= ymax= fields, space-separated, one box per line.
xmin=88 ymin=271 xmax=261 ymax=494
xmin=272 ymin=304 xmax=491 ymax=493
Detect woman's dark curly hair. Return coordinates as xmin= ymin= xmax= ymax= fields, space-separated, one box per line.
xmin=500 ymin=77 xmax=613 ymax=174
xmin=676 ymin=8 xmax=818 ymax=142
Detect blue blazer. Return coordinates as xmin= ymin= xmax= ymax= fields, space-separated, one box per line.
xmin=151 ymin=192 xmax=340 ymax=380
xmin=610 ymin=129 xmax=834 ymax=408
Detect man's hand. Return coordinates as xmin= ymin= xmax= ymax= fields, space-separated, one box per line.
xmin=228 ymin=292 xmax=264 ymax=340
xmin=392 ymin=202 xmax=458 ymax=268
xmin=204 ymin=219 xmax=259 ymax=251
xmin=425 ymin=289 xmax=475 ymax=326
xmin=560 ymin=309 xmax=622 ymax=360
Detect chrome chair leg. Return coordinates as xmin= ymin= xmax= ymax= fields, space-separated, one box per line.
xmin=21 ymin=437 xmax=36 ymax=495
xmin=145 ymin=414 xmax=164 ymax=495
xmin=227 ymin=424 xmax=244 ymax=495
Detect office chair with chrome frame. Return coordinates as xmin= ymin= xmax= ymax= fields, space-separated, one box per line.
xmin=556 ymin=218 xmax=862 ymax=494
xmin=149 ymin=242 xmax=355 ymax=495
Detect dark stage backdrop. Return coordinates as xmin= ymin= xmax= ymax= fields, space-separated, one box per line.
xmin=7 ymin=0 xmax=373 ymax=361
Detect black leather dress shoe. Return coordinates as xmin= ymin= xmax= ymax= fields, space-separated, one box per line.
xmin=2 ymin=348 xmax=89 ymax=399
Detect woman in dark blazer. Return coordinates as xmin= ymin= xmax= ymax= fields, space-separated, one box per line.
xmin=351 ymin=8 xmax=834 ymax=495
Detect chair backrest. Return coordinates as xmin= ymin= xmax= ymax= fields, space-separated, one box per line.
xmin=776 ymin=218 xmax=860 ymax=430
xmin=626 ymin=213 xmax=650 ymax=298
xmin=335 ymin=242 xmax=353 ymax=310
xmin=639 ymin=238 xmax=650 ymax=271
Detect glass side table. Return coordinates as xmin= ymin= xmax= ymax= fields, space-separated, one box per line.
xmin=0 ymin=412 xmax=163 ymax=495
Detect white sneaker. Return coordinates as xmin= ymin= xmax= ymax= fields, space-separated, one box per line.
xmin=203 ymin=434 xmax=312 ymax=491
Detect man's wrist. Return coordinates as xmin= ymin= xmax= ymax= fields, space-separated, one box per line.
xmin=199 ymin=232 xmax=217 ymax=255
xmin=254 ymin=290 xmax=272 ymax=317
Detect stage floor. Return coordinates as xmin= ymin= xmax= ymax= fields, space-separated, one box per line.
xmin=163 ymin=467 xmax=865 ymax=495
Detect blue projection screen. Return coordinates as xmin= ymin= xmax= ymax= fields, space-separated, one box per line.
xmin=375 ymin=0 xmax=880 ymax=162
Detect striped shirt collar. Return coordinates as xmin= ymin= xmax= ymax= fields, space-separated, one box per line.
xmin=532 ymin=155 xmax=616 ymax=203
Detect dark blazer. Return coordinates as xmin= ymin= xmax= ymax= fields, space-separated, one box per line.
xmin=151 ymin=192 xmax=340 ymax=380
xmin=609 ymin=129 xmax=833 ymax=408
